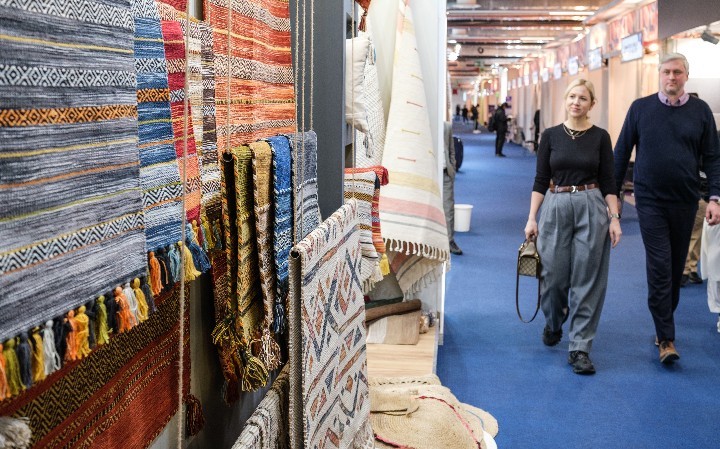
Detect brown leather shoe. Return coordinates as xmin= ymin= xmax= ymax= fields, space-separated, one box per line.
xmin=658 ymin=340 xmax=680 ymax=364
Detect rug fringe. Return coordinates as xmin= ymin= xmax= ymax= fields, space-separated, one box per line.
xmin=401 ymin=264 xmax=446 ymax=300
xmin=0 ymin=416 xmax=32 ymax=449
xmin=384 ymin=238 xmax=449 ymax=262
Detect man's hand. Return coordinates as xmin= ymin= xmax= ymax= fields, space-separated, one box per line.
xmin=706 ymin=200 xmax=720 ymax=226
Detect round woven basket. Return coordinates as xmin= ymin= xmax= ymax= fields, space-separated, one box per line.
xmin=461 ymin=403 xmax=499 ymax=438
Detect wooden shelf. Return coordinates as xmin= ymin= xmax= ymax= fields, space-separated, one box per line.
xmin=365 ymin=326 xmax=438 ymax=378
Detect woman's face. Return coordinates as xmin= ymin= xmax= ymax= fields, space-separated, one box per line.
xmin=565 ymin=85 xmax=594 ymax=120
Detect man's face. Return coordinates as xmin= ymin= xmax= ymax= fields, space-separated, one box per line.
xmin=659 ymin=59 xmax=688 ymax=98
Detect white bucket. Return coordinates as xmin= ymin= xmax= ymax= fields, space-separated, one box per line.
xmin=454 ymin=204 xmax=473 ymax=232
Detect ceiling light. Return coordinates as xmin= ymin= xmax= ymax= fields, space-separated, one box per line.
xmin=448 ymin=39 xmax=457 ymax=44
xmin=701 ymin=29 xmax=719 ymax=45
xmin=548 ymin=11 xmax=593 ymax=16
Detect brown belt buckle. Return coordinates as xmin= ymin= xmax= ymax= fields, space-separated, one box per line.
xmin=571 ymin=185 xmax=578 ymax=193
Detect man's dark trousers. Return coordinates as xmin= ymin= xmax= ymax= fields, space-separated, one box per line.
xmin=635 ymin=201 xmax=697 ymax=341
xmin=495 ymin=130 xmax=505 ymax=155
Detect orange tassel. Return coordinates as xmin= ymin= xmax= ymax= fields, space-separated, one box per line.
xmin=64 ymin=311 xmax=79 ymax=363
xmin=0 ymin=343 xmax=10 ymax=399
xmin=114 ymin=286 xmax=137 ymax=333
xmin=148 ymin=251 xmax=163 ymax=295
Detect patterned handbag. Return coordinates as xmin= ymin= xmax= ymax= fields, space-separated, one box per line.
xmin=516 ymin=237 xmax=541 ymax=322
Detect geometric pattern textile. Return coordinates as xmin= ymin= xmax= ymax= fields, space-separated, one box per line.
xmin=286 ymin=131 xmax=322 ymax=242
xmin=232 ymin=364 xmax=290 ymax=449
xmin=354 ymin=31 xmax=386 ymax=168
xmin=204 ymin=0 xmax=296 ymax=151
xmin=380 ymin=1 xmax=448 ymax=297
xmin=0 ymin=0 xmax=147 ymax=342
xmin=0 ymin=285 xmax=190 ymax=449
xmin=133 ymin=0 xmax=184 ymax=253
xmin=288 ymin=200 xmax=373 ymax=449
xmin=160 ymin=18 xmax=203 ymax=224
xmin=344 ymin=170 xmax=382 ymax=292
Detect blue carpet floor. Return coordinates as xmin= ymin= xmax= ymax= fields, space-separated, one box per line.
xmin=436 ymin=127 xmax=720 ymax=449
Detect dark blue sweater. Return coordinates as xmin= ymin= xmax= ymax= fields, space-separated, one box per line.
xmin=614 ymin=94 xmax=720 ymax=206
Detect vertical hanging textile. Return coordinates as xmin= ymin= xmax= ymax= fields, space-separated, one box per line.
xmin=379 ymin=0 xmax=449 ymax=298
xmin=215 ymin=146 xmax=268 ymax=392
xmin=204 ymin=0 xmax=296 ymax=149
xmin=0 ymin=286 xmax=191 ymax=449
xmin=288 ymin=201 xmax=373 ymax=449
xmin=156 ymin=4 xmax=222 ymax=228
xmin=232 ymin=364 xmax=290 ymax=449
xmin=159 ymin=19 xmax=203 ymax=224
xmin=354 ymin=32 xmax=386 ymax=168
xmin=346 ymin=166 xmax=389 ymax=260
xmin=286 ymin=131 xmax=322 ymax=242
xmin=249 ymin=140 xmax=281 ymax=371
xmin=0 ymin=0 xmax=147 ymax=343
xmin=133 ymin=0 xmax=184 ymax=253
xmin=344 ymin=170 xmax=383 ymax=291
xmin=267 ymin=135 xmax=293 ymax=335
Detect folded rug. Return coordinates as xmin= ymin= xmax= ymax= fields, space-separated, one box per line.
xmin=365 ymin=298 xmax=421 ymax=323
xmin=380 ymin=0 xmax=449 ymax=297
xmin=0 ymin=0 xmax=146 ymax=343
xmin=344 ymin=170 xmax=383 ymax=291
xmin=286 ymin=131 xmax=322 ymax=242
xmin=366 ymin=310 xmax=421 ymax=345
xmin=289 ymin=200 xmax=373 ymax=449
xmin=354 ymin=31 xmax=386 ymax=168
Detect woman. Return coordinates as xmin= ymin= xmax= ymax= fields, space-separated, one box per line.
xmin=524 ymin=79 xmax=622 ymax=374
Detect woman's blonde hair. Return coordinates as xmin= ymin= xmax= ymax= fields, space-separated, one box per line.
xmin=564 ymin=78 xmax=596 ymax=104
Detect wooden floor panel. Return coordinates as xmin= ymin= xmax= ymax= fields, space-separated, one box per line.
xmin=365 ymin=327 xmax=437 ymax=378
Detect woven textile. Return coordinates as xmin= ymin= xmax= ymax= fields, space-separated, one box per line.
xmin=133 ymin=0 xmax=184 ymax=253
xmin=156 ymin=4 xmax=221 ymax=224
xmin=288 ymin=200 xmax=373 ymax=449
xmin=250 ymin=140 xmax=281 ymax=371
xmin=354 ymin=31 xmax=386 ymax=168
xmin=0 ymin=286 xmax=190 ymax=449
xmin=232 ymin=364 xmax=290 ymax=449
xmin=344 ymin=170 xmax=382 ymax=291
xmin=0 ymin=0 xmax=147 ymax=342
xmin=380 ymin=1 xmax=448 ymax=297
xmin=204 ymin=0 xmax=296 ymax=150
xmin=160 ymin=19 xmax=202 ymax=224
xmin=286 ymin=131 xmax=322 ymax=242
xmin=267 ymin=135 xmax=293 ymax=334
xmin=346 ymin=166 xmax=388 ymax=256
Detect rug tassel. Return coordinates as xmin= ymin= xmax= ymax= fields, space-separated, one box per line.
xmin=148 ymin=251 xmax=163 ymax=295
xmin=185 ymin=394 xmax=205 ymax=437
xmin=186 ymin=224 xmax=211 ymax=273
xmin=212 ymin=220 xmax=223 ymax=250
xmin=42 ymin=321 xmax=61 ymax=376
xmin=178 ymin=241 xmax=201 ymax=281
xmin=260 ymin=328 xmax=281 ymax=372
xmin=95 ymin=297 xmax=110 ymax=345
xmin=132 ymin=278 xmax=149 ymax=322
xmin=0 ymin=344 xmax=10 ymax=399
xmin=3 ymin=339 xmax=23 ymax=396
xmin=16 ymin=333 xmax=33 ymax=390
xmin=239 ymin=349 xmax=268 ymax=392
xmin=29 ymin=328 xmax=45 ymax=384
xmin=271 ymin=298 xmax=286 ymax=335
xmin=200 ymin=218 xmax=214 ymax=251
xmin=141 ymin=277 xmax=157 ymax=314
xmin=114 ymin=287 xmax=137 ymax=333
xmin=379 ymin=253 xmax=390 ymax=275
xmin=75 ymin=306 xmax=91 ymax=359
xmin=0 ymin=416 xmax=32 ymax=449
xmin=64 ymin=311 xmax=79 ymax=363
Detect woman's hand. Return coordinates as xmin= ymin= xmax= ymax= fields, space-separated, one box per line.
xmin=609 ymin=218 xmax=622 ymax=247
xmin=525 ymin=218 xmax=538 ymax=241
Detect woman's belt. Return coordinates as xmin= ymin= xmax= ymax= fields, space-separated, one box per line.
xmin=552 ymin=183 xmax=599 ymax=193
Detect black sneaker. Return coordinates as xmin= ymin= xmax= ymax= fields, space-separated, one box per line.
xmin=568 ymin=351 xmax=596 ymax=374
xmin=449 ymin=240 xmax=463 ymax=255
xmin=688 ymin=272 xmax=703 ymax=284
xmin=542 ymin=325 xmax=562 ymax=346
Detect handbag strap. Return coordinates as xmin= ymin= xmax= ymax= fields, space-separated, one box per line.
xmin=515 ymin=267 xmax=540 ymax=323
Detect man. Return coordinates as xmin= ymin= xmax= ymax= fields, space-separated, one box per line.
xmin=443 ymin=122 xmax=462 ymax=255
xmin=493 ymin=103 xmax=509 ymax=157
xmin=614 ymin=53 xmax=720 ymax=364
xmin=470 ymin=104 xmax=479 ymax=132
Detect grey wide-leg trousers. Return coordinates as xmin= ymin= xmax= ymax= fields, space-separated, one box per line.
xmin=537 ymin=189 xmax=611 ymax=353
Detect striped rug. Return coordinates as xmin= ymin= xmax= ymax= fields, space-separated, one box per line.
xmin=159 ymin=18 xmax=203 ymax=224
xmin=344 ymin=170 xmax=383 ymax=291
xmin=286 ymin=131 xmax=322 ymax=242
xmin=204 ymin=0 xmax=296 ymax=150
xmin=380 ymin=0 xmax=449 ymax=297
xmin=289 ymin=200 xmax=373 ymax=449
xmin=133 ymin=0 xmax=184 ymax=253
xmin=0 ymin=0 xmax=147 ymax=343
xmin=0 ymin=285 xmax=190 ymax=449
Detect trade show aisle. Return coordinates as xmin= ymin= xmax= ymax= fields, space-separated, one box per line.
xmin=437 ymin=130 xmax=720 ymax=449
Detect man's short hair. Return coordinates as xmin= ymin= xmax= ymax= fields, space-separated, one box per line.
xmin=659 ymin=52 xmax=689 ymax=74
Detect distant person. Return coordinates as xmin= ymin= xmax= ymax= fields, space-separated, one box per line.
xmin=455 ymin=104 xmax=461 ymax=121
xmin=525 ymin=79 xmax=621 ymax=375
xmin=493 ymin=103 xmax=509 ymax=157
xmin=470 ymin=104 xmax=479 ymax=131
xmin=461 ymin=105 xmax=469 ymax=123
xmin=614 ymin=53 xmax=720 ymax=364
